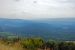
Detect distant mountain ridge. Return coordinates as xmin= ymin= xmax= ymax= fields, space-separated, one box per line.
xmin=0 ymin=18 xmax=75 ymax=40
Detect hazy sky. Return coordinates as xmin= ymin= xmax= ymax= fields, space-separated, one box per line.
xmin=0 ymin=0 xmax=75 ymax=19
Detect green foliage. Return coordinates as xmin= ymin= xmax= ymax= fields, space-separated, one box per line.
xmin=33 ymin=38 xmax=44 ymax=48
xmin=0 ymin=34 xmax=75 ymax=50
xmin=21 ymin=38 xmax=44 ymax=50
xmin=21 ymin=38 xmax=35 ymax=49
xmin=58 ymin=42 xmax=75 ymax=50
xmin=21 ymin=38 xmax=75 ymax=50
xmin=20 ymin=38 xmax=61 ymax=50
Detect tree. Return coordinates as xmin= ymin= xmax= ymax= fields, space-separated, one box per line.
xmin=33 ymin=38 xmax=44 ymax=48
xmin=21 ymin=38 xmax=44 ymax=50
xmin=45 ymin=40 xmax=57 ymax=50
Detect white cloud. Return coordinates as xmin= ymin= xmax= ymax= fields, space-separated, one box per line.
xmin=0 ymin=0 xmax=75 ymax=19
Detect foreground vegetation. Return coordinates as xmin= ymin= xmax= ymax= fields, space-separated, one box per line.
xmin=0 ymin=37 xmax=75 ymax=50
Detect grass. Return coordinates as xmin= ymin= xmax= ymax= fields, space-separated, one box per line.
xmin=0 ymin=41 xmax=24 ymax=50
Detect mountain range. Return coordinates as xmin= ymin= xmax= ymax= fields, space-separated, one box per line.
xmin=0 ymin=18 xmax=75 ymax=41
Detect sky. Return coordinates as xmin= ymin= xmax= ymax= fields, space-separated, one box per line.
xmin=0 ymin=0 xmax=75 ymax=19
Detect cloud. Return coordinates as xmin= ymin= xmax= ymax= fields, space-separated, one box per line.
xmin=0 ymin=0 xmax=75 ymax=19
xmin=14 ymin=0 xmax=20 ymax=2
